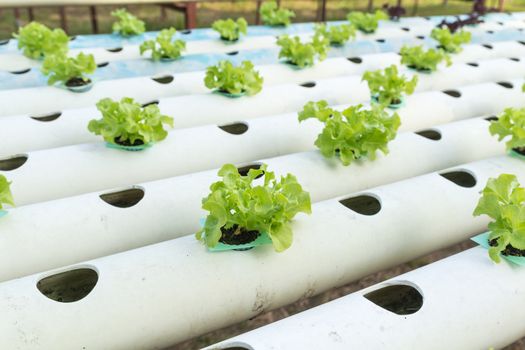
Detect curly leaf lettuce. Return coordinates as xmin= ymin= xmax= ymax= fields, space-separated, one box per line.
xmin=0 ymin=175 xmax=14 ymax=210
xmin=13 ymin=22 xmax=69 ymax=59
xmin=399 ymin=45 xmax=451 ymax=72
xmin=431 ymin=27 xmax=471 ymax=53
xmin=212 ymin=18 xmax=248 ymax=41
xmin=362 ymin=65 xmax=418 ymax=106
xmin=140 ymin=28 xmax=186 ymax=60
xmin=41 ymin=52 xmax=96 ymax=86
xmin=314 ymin=23 xmax=356 ymax=46
xmin=260 ymin=1 xmax=295 ymax=26
xmin=111 ymin=8 xmax=146 ymax=36
xmin=204 ymin=60 xmax=263 ymax=95
xmin=347 ymin=10 xmax=388 ymax=33
xmin=489 ymin=108 xmax=525 ymax=152
xmin=277 ymin=34 xmax=329 ymax=68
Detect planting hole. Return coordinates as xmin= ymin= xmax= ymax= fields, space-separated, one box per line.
xmin=415 ymin=129 xmax=441 ymax=141
xmin=482 ymin=44 xmax=493 ymax=49
xmin=226 ymin=51 xmax=239 ymax=56
xmin=0 ymin=154 xmax=28 ymax=171
xmin=376 ymin=39 xmax=385 ymax=43
xmin=97 ymin=61 xmax=109 ymax=68
xmin=217 ymin=343 xmax=253 ymax=350
xmin=339 ymin=194 xmax=381 ymax=216
xmin=347 ymin=57 xmax=362 ymax=64
xmin=442 ymin=89 xmax=461 ymax=98
xmin=485 ymin=115 xmax=498 ymax=122
xmin=519 ymin=41 xmax=525 ymax=46
xmin=466 ymin=62 xmax=479 ymax=67
xmin=487 ymin=30 xmax=494 ymax=34
xmin=498 ymin=21 xmax=505 ymax=25
xmin=509 ymin=57 xmax=520 ymax=62
xmin=300 ymin=81 xmax=316 ymax=88
xmin=100 ymin=187 xmax=145 ymax=208
xmin=237 ymin=163 xmax=264 ymax=178
xmin=401 ymin=27 xmax=410 ymax=32
xmin=439 ymin=170 xmax=476 ymax=188
xmin=364 ymin=283 xmax=423 ymax=315
xmin=416 ymin=35 xmax=425 ymax=40
xmin=141 ymin=100 xmax=159 ymax=108
xmin=10 ymin=68 xmax=31 ymax=75
xmin=30 ymin=112 xmax=61 ymax=122
xmin=37 ymin=268 xmax=98 ymax=303
xmin=497 ymin=81 xmax=513 ymax=89
xmin=181 ymin=29 xmax=192 ymax=34
xmin=218 ymin=122 xmax=249 ymax=135
xmin=152 ymin=75 xmax=174 ymax=84
xmin=106 ymin=47 xmax=123 ymax=53
xmin=0 ymin=39 xmax=9 ymax=45
xmin=69 ymin=35 xmax=76 ymax=41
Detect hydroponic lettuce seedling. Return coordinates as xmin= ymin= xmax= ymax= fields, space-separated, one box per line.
xmin=362 ymin=65 xmax=418 ymax=108
xmin=298 ymin=101 xmax=401 ymax=165
xmin=260 ymin=1 xmax=295 ymax=26
xmin=399 ymin=45 xmax=451 ymax=73
xmin=314 ymin=23 xmax=356 ymax=46
xmin=473 ymin=174 xmax=525 ymax=263
xmin=88 ymin=97 xmax=174 ymax=149
xmin=196 ymin=163 xmax=311 ymax=252
xmin=111 ymin=8 xmax=146 ymax=36
xmin=140 ymin=28 xmax=186 ymax=60
xmin=41 ymin=52 xmax=96 ymax=89
xmin=277 ymin=34 xmax=329 ymax=68
xmin=204 ymin=60 xmax=263 ymax=96
xmin=0 ymin=175 xmax=14 ymax=210
xmin=347 ymin=10 xmax=388 ymax=34
xmin=13 ymin=22 xmax=69 ymax=59
xmin=489 ymin=108 xmax=525 ymax=155
xmin=430 ymin=27 xmax=471 ymax=53
xmin=212 ymin=18 xmax=248 ymax=41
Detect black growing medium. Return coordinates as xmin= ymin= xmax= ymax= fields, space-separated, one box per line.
xmin=151 ymin=75 xmax=174 ymax=84
xmin=347 ymin=57 xmax=363 ymax=64
xmin=100 ymin=187 xmax=145 ymax=208
xmin=0 ymin=155 xmax=28 ymax=171
xmin=339 ymin=195 xmax=381 ymax=216
xmin=237 ymin=163 xmax=264 ymax=178
xmin=31 ymin=112 xmax=62 ymax=122
xmin=439 ymin=170 xmax=477 ymax=188
xmin=497 ymin=81 xmax=513 ymax=89
xmin=300 ymin=82 xmax=316 ymax=88
xmin=219 ymin=122 xmax=249 ymax=135
xmin=364 ymin=284 xmax=423 ymax=315
xmin=415 ymin=129 xmax=441 ymax=141
xmin=37 ymin=268 xmax=98 ymax=303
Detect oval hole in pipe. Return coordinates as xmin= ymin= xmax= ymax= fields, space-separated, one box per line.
xmin=106 ymin=47 xmax=123 ymax=53
xmin=509 ymin=57 xmax=520 ymax=62
xmin=237 ymin=163 xmax=264 ymax=178
xmin=37 ymin=268 xmax=98 ymax=303
xmin=519 ymin=40 xmax=525 ymax=46
xmin=141 ymin=100 xmax=159 ymax=108
xmin=300 ymin=81 xmax=316 ymax=88
xmin=416 ymin=35 xmax=425 ymax=39
xmin=10 ymin=68 xmax=31 ymax=75
xmin=219 ymin=122 xmax=249 ymax=135
xmin=339 ymin=194 xmax=381 ymax=216
xmin=181 ymin=29 xmax=192 ymax=34
xmin=0 ymin=39 xmax=9 ymax=45
xmin=364 ymin=283 xmax=423 ymax=315
xmin=439 ymin=170 xmax=476 ymax=188
xmin=30 ymin=112 xmax=61 ymax=122
xmin=152 ymin=75 xmax=174 ymax=84
xmin=466 ymin=62 xmax=478 ymax=67
xmin=497 ymin=81 xmax=513 ymax=89
xmin=376 ymin=38 xmax=385 ymax=43
xmin=218 ymin=343 xmax=254 ymax=350
xmin=442 ymin=89 xmax=461 ymax=98
xmin=482 ymin=44 xmax=493 ymax=49
xmin=415 ymin=129 xmax=441 ymax=141
xmin=401 ymin=27 xmax=410 ymax=31
xmin=485 ymin=115 xmax=498 ymax=122
xmin=487 ymin=30 xmax=494 ymax=34
xmin=226 ymin=51 xmax=239 ymax=56
xmin=100 ymin=187 xmax=145 ymax=208
xmin=0 ymin=154 xmax=28 ymax=171
xmin=347 ymin=57 xmax=362 ymax=64
xmin=69 ymin=35 xmax=77 ymax=41
xmin=97 ymin=61 xmax=109 ymax=68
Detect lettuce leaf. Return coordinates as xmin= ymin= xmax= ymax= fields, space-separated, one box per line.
xmin=362 ymin=64 xmax=418 ymax=106
xmin=430 ymin=27 xmax=471 ymax=53
xmin=111 ymin=8 xmax=146 ymax=36
xmin=0 ymin=175 xmax=14 ymax=210
xmin=212 ymin=18 xmax=247 ymax=41
xmin=489 ymin=108 xmax=525 ymax=151
xmin=204 ymin=60 xmax=263 ymax=95
xmin=140 ymin=28 xmax=186 ymax=60
xmin=260 ymin=1 xmax=295 ymax=26
xmin=13 ymin=22 xmax=69 ymax=59
xmin=41 ymin=52 xmax=96 ymax=85
xmin=399 ymin=45 xmax=451 ymax=72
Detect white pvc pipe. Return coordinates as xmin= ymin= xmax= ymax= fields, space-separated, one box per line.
xmin=0 ymin=116 xmax=504 ymax=282
xmin=208 ymin=247 xmax=525 ymax=350
xmin=0 ymin=156 xmax=523 ymax=349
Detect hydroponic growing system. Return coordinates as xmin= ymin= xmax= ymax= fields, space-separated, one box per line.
xmin=1 ymin=5 xmax=525 ymax=350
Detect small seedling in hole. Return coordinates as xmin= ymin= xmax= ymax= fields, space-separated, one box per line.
xmin=473 ymin=174 xmax=525 ymax=263
xmin=277 ymin=33 xmax=329 ymax=68
xmin=347 ymin=10 xmax=388 ymax=34
xmin=362 ymin=64 xmax=418 ymax=108
xmin=298 ymin=101 xmax=401 ymax=165
xmin=111 ymin=8 xmax=145 ymax=36
xmin=204 ymin=60 xmax=264 ymax=96
xmin=488 ymin=107 xmax=525 ymax=156
xmin=13 ymin=21 xmax=69 ymax=59
xmin=140 ymin=28 xmax=186 ymax=60
xmin=0 ymin=175 xmax=14 ymax=211
xmin=430 ymin=27 xmax=471 ymax=53
xmin=88 ymin=97 xmax=174 ymax=149
xmin=399 ymin=45 xmax=451 ymax=73
xmin=196 ymin=163 xmax=311 ymax=252
xmin=212 ymin=18 xmax=247 ymax=42
xmin=314 ymin=23 xmax=356 ymax=46
xmin=41 ymin=52 xmax=96 ymax=89
xmin=260 ymin=1 xmax=295 ymax=27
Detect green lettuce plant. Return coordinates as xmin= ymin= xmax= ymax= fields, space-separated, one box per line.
xmin=204 ymin=60 xmax=263 ymax=96
xmin=260 ymin=1 xmax=295 ymax=26
xmin=473 ymin=174 xmax=525 ymax=263
xmin=362 ymin=65 xmax=418 ymax=107
xmin=13 ymin=22 xmax=69 ymax=59
xmin=88 ymin=97 xmax=174 ymax=147
xmin=111 ymin=8 xmax=145 ymax=36
xmin=347 ymin=10 xmax=388 ymax=33
xmin=0 ymin=175 xmax=14 ymax=210
xmin=314 ymin=23 xmax=356 ymax=46
xmin=399 ymin=45 xmax=451 ymax=72
xmin=298 ymin=101 xmax=401 ymax=165
xmin=139 ymin=28 xmax=186 ymax=60
xmin=212 ymin=18 xmax=248 ymax=41
xmin=41 ymin=52 xmax=96 ymax=87
xmin=489 ymin=108 xmax=525 ymax=154
xmin=276 ymin=34 xmax=329 ymax=68
xmin=196 ymin=163 xmax=312 ymax=252
xmin=430 ymin=27 xmax=471 ymax=53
